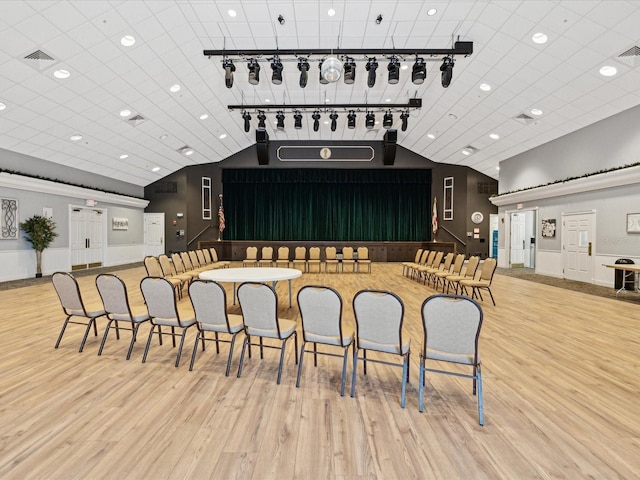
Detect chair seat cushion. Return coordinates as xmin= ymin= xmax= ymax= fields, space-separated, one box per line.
xmin=305 ymin=330 xmax=354 ymax=347
xmin=358 ymin=338 xmax=410 ymax=355
xmin=200 ymin=314 xmax=244 ymax=334
xmin=111 ymin=308 xmax=150 ymax=323
xmin=425 ymin=348 xmax=476 ymax=365
xmin=153 ymin=316 xmax=196 ymax=327
xmin=459 ymin=279 xmax=490 ymax=288
xmin=246 ymin=318 xmax=297 ymax=339
xmin=70 ymin=308 xmax=105 ymax=317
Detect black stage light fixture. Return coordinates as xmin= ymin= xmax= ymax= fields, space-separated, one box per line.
xmin=312 ymin=111 xmax=321 ymax=132
xmin=318 ymin=61 xmax=329 ymax=85
xmin=242 ymin=111 xmax=251 ymax=132
xmin=365 ymin=111 xmax=375 ymax=129
xmin=223 ymin=58 xmax=235 ymax=88
xmin=294 ymin=111 xmax=303 ymax=129
xmin=376 ymin=14 xmax=383 ymax=24
xmin=276 ymin=111 xmax=285 ymax=130
xmin=271 ymin=56 xmax=283 ymax=85
xmin=347 ymin=110 xmax=356 ymax=129
xmin=383 ymin=110 xmax=393 ymax=129
xmin=257 ymin=111 xmax=266 ymax=128
xmin=343 ymin=57 xmax=356 ymax=84
xmin=412 ymin=57 xmax=426 ymax=84
xmin=330 ymin=111 xmax=338 ymax=131
xmin=400 ymin=111 xmax=409 ymax=131
xmin=388 ymin=56 xmax=400 ymax=84
xmin=248 ymin=59 xmax=260 ymax=85
xmin=365 ymin=57 xmax=378 ymax=88
xmin=440 ymin=56 xmax=454 ymax=88
xmin=298 ymin=58 xmax=310 ymax=88
xmin=277 ymin=15 xmax=285 ymax=25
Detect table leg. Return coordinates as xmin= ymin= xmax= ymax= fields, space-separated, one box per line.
xmin=233 ymin=282 xmax=237 ymax=305
xmin=288 ymin=279 xmax=293 ymax=308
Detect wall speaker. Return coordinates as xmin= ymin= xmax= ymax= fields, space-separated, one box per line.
xmin=256 ymin=128 xmax=269 ymax=165
xmin=383 ymin=129 xmax=397 ymax=165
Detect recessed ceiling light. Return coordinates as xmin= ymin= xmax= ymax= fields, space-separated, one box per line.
xmin=599 ymin=65 xmax=617 ymax=77
xmin=374 ymin=121 xmax=380 ymax=125
xmin=496 ymin=166 xmax=500 ymax=171
xmin=427 ymin=133 xmax=435 ymax=139
xmin=0 ymin=102 xmax=6 ymax=110
xmin=152 ymin=166 xmax=160 ymax=172
xmin=228 ymin=9 xmax=237 ymax=17
xmin=489 ymin=133 xmax=500 ymax=140
xmin=264 ymin=98 xmax=271 ymax=103
xmin=170 ymin=84 xmax=181 ymax=92
xmin=70 ymin=134 xmax=82 ymax=141
xmin=401 ymin=64 xmax=408 ymax=70
xmin=427 ymin=8 xmax=437 ymax=16
xmin=531 ymin=108 xmax=543 ymax=116
xmin=119 ymin=109 xmax=131 ymax=117
xmin=185 ymin=149 xmax=194 ymax=156
xmin=328 ymin=8 xmax=336 ymax=16
xmin=479 ymin=83 xmax=491 ymax=91
xmin=120 ymin=35 xmax=135 ymax=47
xmin=219 ymin=133 xmax=227 ymax=139
xmin=325 ymin=98 xmax=331 ymax=103
xmin=462 ymin=149 xmax=471 ymax=155
xmin=448 ymin=113 xmax=457 ymax=120
xmin=532 ymin=32 xmax=548 ymax=44
xmin=200 ymin=113 xmax=209 ymax=120
xmin=53 ymin=69 xmax=70 ymax=79
xmin=385 ymin=98 xmax=391 ymax=102
xmin=159 ymin=134 xmax=168 ymax=140
xmin=119 ymin=154 xmax=129 ymax=159
xmin=324 ymin=120 xmax=329 ymax=125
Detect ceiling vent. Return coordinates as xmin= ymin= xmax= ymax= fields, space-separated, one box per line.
xmin=514 ymin=113 xmax=535 ymax=125
xmin=22 ymin=49 xmax=58 ymax=71
xmin=616 ymin=45 xmax=640 ymax=67
xmin=177 ymin=145 xmax=194 ymax=156
xmin=127 ymin=114 xmax=146 ymax=126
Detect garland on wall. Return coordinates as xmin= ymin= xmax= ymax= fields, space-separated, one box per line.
xmin=495 ymin=161 xmax=640 ymax=197
xmin=0 ymin=168 xmax=145 ymax=200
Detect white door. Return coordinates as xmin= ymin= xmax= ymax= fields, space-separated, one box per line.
xmin=510 ymin=212 xmax=526 ymax=267
xmin=562 ymin=212 xmax=595 ymax=283
xmin=144 ymin=213 xmax=165 ymax=257
xmin=70 ymin=208 xmax=105 ymax=270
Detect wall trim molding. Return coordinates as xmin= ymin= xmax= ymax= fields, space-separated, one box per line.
xmin=0 ymin=172 xmax=149 ymax=208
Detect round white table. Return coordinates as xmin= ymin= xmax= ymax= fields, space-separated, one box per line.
xmin=199 ymin=267 xmax=302 ymax=307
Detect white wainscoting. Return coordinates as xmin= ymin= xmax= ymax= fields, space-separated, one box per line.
xmin=595 ymin=254 xmax=640 ymax=288
xmin=533 ymin=249 xmax=563 ymax=278
xmin=106 ymin=244 xmax=145 ymax=266
xmin=0 ymin=247 xmax=69 ymax=282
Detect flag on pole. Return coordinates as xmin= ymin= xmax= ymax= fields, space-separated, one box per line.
xmin=218 ymin=205 xmax=225 ymax=233
xmin=432 ymin=196 xmax=438 ymax=240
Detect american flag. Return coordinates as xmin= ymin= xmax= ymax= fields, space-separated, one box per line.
xmin=218 ymin=205 xmax=225 ymax=232
xmin=432 ymin=196 xmax=438 ymax=238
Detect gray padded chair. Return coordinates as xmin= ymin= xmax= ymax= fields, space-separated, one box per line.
xmin=419 ymin=294 xmax=484 ymax=425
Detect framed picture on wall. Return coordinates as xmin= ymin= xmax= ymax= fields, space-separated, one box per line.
xmin=541 ymin=219 xmax=556 ymax=238
xmin=627 ymin=213 xmax=640 ymax=233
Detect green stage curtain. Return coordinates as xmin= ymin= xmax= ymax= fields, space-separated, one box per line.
xmin=222 ymin=168 xmax=431 ymax=241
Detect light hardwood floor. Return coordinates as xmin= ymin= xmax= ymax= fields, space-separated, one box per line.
xmin=1 ymin=262 xmax=639 ymax=479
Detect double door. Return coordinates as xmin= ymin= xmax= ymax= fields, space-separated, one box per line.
xmin=70 ymin=207 xmax=104 ymax=270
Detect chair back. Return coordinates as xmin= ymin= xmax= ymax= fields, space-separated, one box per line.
xmin=419 ymin=250 xmax=430 ymax=265
xmin=237 ymin=282 xmax=281 ymax=336
xmin=144 ymin=256 xmax=163 ymax=277
xmin=172 ymin=253 xmax=187 ymax=274
xmin=463 ymin=256 xmax=480 ymax=279
xmin=430 ymin=251 xmax=444 ymax=268
xmin=478 ymin=258 xmax=497 ymax=282
xmin=158 ymin=254 xmax=176 ymax=276
xmin=309 ymin=247 xmax=320 ymax=260
xmin=196 ymin=249 xmax=207 ymax=265
xmin=52 ymin=272 xmax=86 ymax=315
xmin=356 ymin=247 xmax=369 ymax=261
xmin=189 ymin=280 xmax=231 ymax=331
xmin=353 ymin=290 xmax=404 ymax=351
xmin=421 ymin=294 xmax=482 ymax=364
xmin=209 ymin=247 xmax=220 ymax=262
xmin=261 ymin=246 xmax=273 ymax=260
xmin=181 ymin=251 xmax=195 ymax=270
xmin=294 ymin=246 xmax=306 ymax=260
xmin=298 ymin=285 xmax=344 ymax=342
xmin=96 ymin=274 xmax=131 ymax=317
xmin=189 ymin=250 xmax=201 ymax=268
xmin=202 ymin=249 xmax=213 ymax=264
xmin=342 ymin=247 xmax=354 ymax=260
xmin=450 ymin=254 xmax=466 ymax=274
xmin=140 ymin=277 xmax=180 ymax=323
xmin=325 ymin=247 xmax=337 ymax=260
xmin=277 ymin=246 xmax=289 ymax=261
xmin=413 ymin=248 xmax=424 ymax=263
xmin=440 ymin=252 xmax=454 ymax=271
xmin=246 ymin=246 xmax=258 ymax=260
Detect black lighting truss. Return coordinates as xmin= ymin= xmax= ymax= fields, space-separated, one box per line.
xmin=227 ymin=98 xmax=422 ymax=115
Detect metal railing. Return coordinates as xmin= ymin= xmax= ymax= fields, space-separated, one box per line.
xmin=187 ymin=224 xmax=214 ymax=247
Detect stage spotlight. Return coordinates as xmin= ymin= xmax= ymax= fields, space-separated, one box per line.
xmin=347 ymin=110 xmax=356 ymax=129
xmin=400 ymin=111 xmax=409 ymax=131
xmin=312 ymin=111 xmax=321 ymax=132
xmin=412 ymin=57 xmax=426 ymax=84
xmin=277 ymin=15 xmax=285 ymax=25
xmin=248 ymin=59 xmax=260 ymax=85
xmin=257 ymin=111 xmax=266 ymax=128
xmin=388 ymin=56 xmax=400 ymax=84
xmin=376 ymin=14 xmax=383 ymax=24
xmin=271 ymin=56 xmax=283 ymax=85
xmin=276 ymin=111 xmax=285 ymax=130
xmin=242 ymin=111 xmax=251 ymax=132
xmin=343 ymin=57 xmax=356 ymax=84
xmin=440 ymin=56 xmax=454 ymax=88
xmin=365 ymin=111 xmax=375 ymax=129
xmin=321 ymin=57 xmax=342 ymax=83
xmin=318 ymin=61 xmax=329 ymax=85
xmin=294 ymin=111 xmax=303 ymax=129
xmin=298 ymin=58 xmax=310 ymax=88
xmin=223 ymin=58 xmax=235 ymax=88
xmin=330 ymin=112 xmax=338 ymax=131
xmin=365 ymin=57 xmax=378 ymax=88
xmin=383 ymin=110 xmax=393 ymax=129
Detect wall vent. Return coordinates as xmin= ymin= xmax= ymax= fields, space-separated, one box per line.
xmin=617 ymin=45 xmax=640 ymax=67
xmin=514 ymin=113 xmax=535 ymax=125
xmin=22 ymin=49 xmax=57 ymax=71
xmin=154 ymin=181 xmax=178 ymax=194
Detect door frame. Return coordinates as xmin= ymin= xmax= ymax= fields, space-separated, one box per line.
xmin=503 ymin=207 xmax=538 ymax=270
xmin=144 ymin=212 xmax=165 ymax=257
xmin=68 ymin=204 xmax=107 ymax=270
xmin=561 ymin=210 xmax=596 ymax=283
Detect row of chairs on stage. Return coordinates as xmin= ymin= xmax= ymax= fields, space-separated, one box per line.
xmin=402 ymin=249 xmax=497 ymax=306
xmin=52 ymin=272 xmax=484 ymax=424
xmin=243 ymin=246 xmax=372 ymax=273
xmin=143 ymin=247 xmax=230 ymax=298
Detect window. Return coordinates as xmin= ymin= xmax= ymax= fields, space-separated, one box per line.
xmin=202 ymin=177 xmax=212 ymax=220
xmin=443 ymin=177 xmax=453 ymax=221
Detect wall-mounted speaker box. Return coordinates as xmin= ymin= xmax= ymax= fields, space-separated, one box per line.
xmin=383 ymin=129 xmax=397 ymax=165
xmin=256 ymin=128 xmax=269 ymax=165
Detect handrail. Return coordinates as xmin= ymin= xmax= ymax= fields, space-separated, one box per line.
xmin=187 ymin=224 xmax=214 ymax=247
xmin=439 ymin=225 xmax=467 ymax=249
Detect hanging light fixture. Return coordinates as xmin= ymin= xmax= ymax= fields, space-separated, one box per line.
xmin=400 ymin=111 xmax=409 ymax=131
xmin=298 ymin=58 xmax=310 ymax=88
xmin=321 ymin=57 xmax=343 ymax=83
xmin=365 ymin=111 xmax=375 ymax=129
xmin=383 ymin=110 xmax=393 ymax=129
xmin=312 ymin=111 xmax=321 ymax=131
xmin=343 ymin=57 xmax=356 ymax=84
xmin=330 ymin=111 xmax=338 ymax=131
xmin=257 ymin=111 xmax=266 ymax=128
xmin=412 ymin=57 xmax=426 ymax=84
xmin=365 ymin=57 xmax=378 ymax=88
xmin=440 ymin=56 xmax=454 ymax=88
xmin=223 ymin=58 xmax=235 ymax=88
xmin=271 ymin=56 xmax=283 ymax=84
xmin=347 ymin=110 xmax=356 ymax=129
xmin=242 ymin=111 xmax=251 ymax=132
xmin=248 ymin=59 xmax=261 ymax=85
xmin=294 ymin=111 xmax=303 ymax=129
xmin=387 ymin=56 xmax=400 ymax=84
xmin=318 ymin=61 xmax=329 ymax=85
xmin=276 ymin=111 xmax=285 ymax=130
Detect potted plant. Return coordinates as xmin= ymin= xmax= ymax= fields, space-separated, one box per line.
xmin=20 ymin=215 xmax=58 ymax=278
